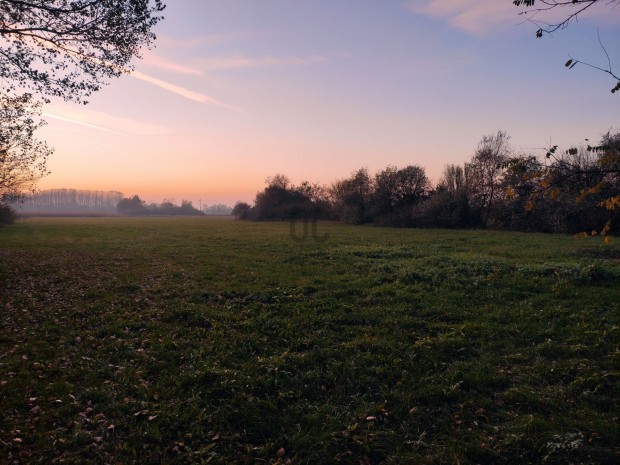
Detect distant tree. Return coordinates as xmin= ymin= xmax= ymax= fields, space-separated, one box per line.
xmin=0 ymin=203 xmax=18 ymax=225
xmin=466 ymin=131 xmax=512 ymax=227
xmin=203 ymin=203 xmax=233 ymax=215
xmin=265 ymin=174 xmax=290 ymax=190
xmin=252 ymin=177 xmax=295 ymax=220
xmin=159 ymin=198 xmax=176 ymax=211
xmin=415 ymin=164 xmax=478 ymax=229
xmin=0 ymin=94 xmax=51 ymax=212
xmin=372 ymin=165 xmax=430 ymax=225
xmin=232 ymin=202 xmax=251 ymax=219
xmin=293 ymin=181 xmax=333 ymax=218
xmin=513 ymin=0 xmax=620 ymax=93
xmin=0 ymin=0 xmax=166 ymax=103
xmin=252 ymin=176 xmax=328 ymax=221
xmin=179 ymin=200 xmax=202 ymax=215
xmin=330 ymin=168 xmax=373 ymax=224
xmin=18 ymin=189 xmax=123 ymax=213
xmin=437 ymin=164 xmax=468 ymax=195
xmin=117 ymin=195 xmax=147 ymax=215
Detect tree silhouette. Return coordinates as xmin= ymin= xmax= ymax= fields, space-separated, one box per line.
xmin=466 ymin=131 xmax=511 ymax=227
xmin=0 ymin=94 xmax=51 ymax=206
xmin=0 ymin=0 xmax=166 ymax=103
xmin=0 ymin=1 xmax=165 ymax=216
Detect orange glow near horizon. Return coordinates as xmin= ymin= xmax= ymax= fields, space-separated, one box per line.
xmin=27 ymin=1 xmax=619 ymax=208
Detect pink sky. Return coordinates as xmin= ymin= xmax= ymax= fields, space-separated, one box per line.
xmin=35 ymin=1 xmax=620 ymax=207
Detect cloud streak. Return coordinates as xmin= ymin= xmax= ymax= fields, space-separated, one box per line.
xmin=408 ymin=0 xmax=619 ymax=37
xmin=43 ymin=106 xmax=173 ymax=137
xmin=205 ymin=51 xmax=351 ymax=71
xmin=142 ymin=53 xmax=204 ymax=76
xmin=130 ymin=71 xmax=246 ymax=112
xmin=43 ymin=112 xmax=129 ymax=137
xmin=33 ymin=37 xmax=238 ymax=110
xmin=407 ymin=0 xmax=518 ymax=37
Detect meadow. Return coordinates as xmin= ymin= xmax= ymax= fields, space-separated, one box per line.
xmin=1 ymin=217 xmax=618 ymax=464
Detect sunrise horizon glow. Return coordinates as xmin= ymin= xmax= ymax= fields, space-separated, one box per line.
xmin=34 ymin=0 xmax=620 ymax=208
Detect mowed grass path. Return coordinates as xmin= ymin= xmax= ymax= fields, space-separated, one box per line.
xmin=1 ymin=218 xmax=618 ymax=464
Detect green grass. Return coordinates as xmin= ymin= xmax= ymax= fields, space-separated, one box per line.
xmin=1 ymin=217 xmax=619 ymax=464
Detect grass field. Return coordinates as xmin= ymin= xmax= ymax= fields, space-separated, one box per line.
xmin=1 ymin=217 xmax=619 ymax=464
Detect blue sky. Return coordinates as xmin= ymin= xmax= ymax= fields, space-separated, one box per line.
xmin=39 ymin=0 xmax=619 ymax=206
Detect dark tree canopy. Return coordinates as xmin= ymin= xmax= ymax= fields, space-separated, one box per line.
xmin=0 ymin=0 xmax=166 ymax=102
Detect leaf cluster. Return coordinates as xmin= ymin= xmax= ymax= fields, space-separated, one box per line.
xmin=0 ymin=93 xmax=51 ymax=205
xmin=0 ymin=0 xmax=166 ymax=103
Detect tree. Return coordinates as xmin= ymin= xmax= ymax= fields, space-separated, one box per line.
xmin=437 ymin=164 xmax=468 ymax=195
xmin=513 ymin=0 xmax=620 ymax=93
xmin=497 ymin=155 xmax=554 ymax=231
xmin=0 ymin=94 xmax=51 ymax=207
xmin=265 ymin=174 xmax=290 ymax=190
xmin=18 ymin=189 xmax=123 ymax=213
xmin=501 ymin=130 xmax=620 ymax=235
xmin=203 ymin=203 xmax=233 ymax=215
xmin=372 ymin=165 xmax=430 ymax=225
xmin=416 ymin=164 xmax=478 ymax=229
xmin=232 ymin=202 xmax=251 ymax=219
xmin=0 ymin=0 xmax=166 ymax=103
xmin=329 ymin=168 xmax=373 ymax=224
xmin=0 ymin=1 xmax=165 ymax=218
xmin=117 ymin=194 xmax=147 ymax=215
xmin=466 ymin=131 xmax=511 ymax=227
xmin=375 ymin=165 xmax=429 ymax=208
xmin=251 ymin=176 xmax=329 ymax=221
xmin=545 ymin=132 xmax=619 ymax=233
xmin=0 ymin=203 xmax=17 ymax=225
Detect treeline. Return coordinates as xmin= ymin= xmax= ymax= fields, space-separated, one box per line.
xmin=6 ymin=190 xmax=233 ymax=218
xmin=116 ymin=196 xmax=203 ymax=216
xmin=116 ymin=196 xmax=233 ymax=216
xmin=234 ymin=130 xmax=620 ymax=234
xmin=15 ymin=189 xmax=123 ymax=214
xmin=203 ymin=204 xmax=233 ymax=215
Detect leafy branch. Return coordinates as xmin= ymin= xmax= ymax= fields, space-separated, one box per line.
xmin=513 ymin=0 xmax=611 ymax=35
xmin=513 ymin=0 xmax=620 ymax=93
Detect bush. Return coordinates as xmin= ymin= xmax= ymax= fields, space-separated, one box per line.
xmin=414 ymin=191 xmax=480 ymax=228
xmin=232 ymin=202 xmax=251 ymax=219
xmin=0 ymin=204 xmax=17 ymax=225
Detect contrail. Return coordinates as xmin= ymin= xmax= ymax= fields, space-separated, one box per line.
xmin=131 ymin=71 xmax=248 ymax=113
xmin=43 ymin=112 xmax=130 ymax=137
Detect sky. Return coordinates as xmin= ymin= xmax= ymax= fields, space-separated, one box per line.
xmin=36 ymin=0 xmax=620 ymax=207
